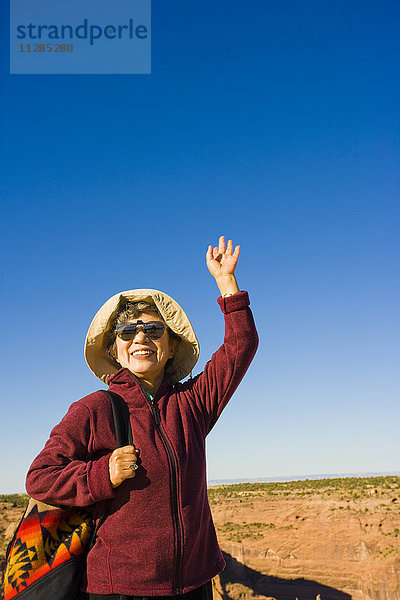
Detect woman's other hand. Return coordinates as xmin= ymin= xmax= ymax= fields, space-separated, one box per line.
xmin=206 ymin=235 xmax=240 ymax=297
xmin=109 ymin=445 xmax=140 ymax=488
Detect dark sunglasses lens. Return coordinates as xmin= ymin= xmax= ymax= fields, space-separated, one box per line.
xmin=143 ymin=323 xmax=165 ymax=339
xmin=116 ymin=322 xmax=166 ymax=341
xmin=116 ymin=324 xmax=137 ymax=341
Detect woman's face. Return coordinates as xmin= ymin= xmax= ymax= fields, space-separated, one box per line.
xmin=115 ymin=313 xmax=175 ymax=385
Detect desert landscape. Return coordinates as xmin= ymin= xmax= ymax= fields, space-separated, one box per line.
xmin=1 ymin=476 xmax=400 ymax=600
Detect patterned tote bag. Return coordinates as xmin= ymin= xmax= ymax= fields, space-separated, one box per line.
xmin=4 ymin=391 xmax=132 ymax=600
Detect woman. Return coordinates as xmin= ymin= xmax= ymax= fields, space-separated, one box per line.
xmin=26 ymin=236 xmax=258 ymax=600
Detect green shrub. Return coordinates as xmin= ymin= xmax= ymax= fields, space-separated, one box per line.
xmin=0 ymin=494 xmax=29 ymax=508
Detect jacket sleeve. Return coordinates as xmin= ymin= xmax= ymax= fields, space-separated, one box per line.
xmin=26 ymin=400 xmax=116 ymax=507
xmin=188 ymin=291 xmax=258 ymax=435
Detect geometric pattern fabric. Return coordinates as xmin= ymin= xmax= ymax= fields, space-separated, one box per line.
xmin=4 ymin=499 xmax=93 ymax=600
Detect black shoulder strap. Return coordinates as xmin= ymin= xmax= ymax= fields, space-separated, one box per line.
xmin=104 ymin=390 xmax=133 ymax=447
xmin=88 ymin=391 xmax=133 ymax=549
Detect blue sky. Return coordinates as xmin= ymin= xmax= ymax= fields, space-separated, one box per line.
xmin=1 ymin=0 xmax=399 ymax=492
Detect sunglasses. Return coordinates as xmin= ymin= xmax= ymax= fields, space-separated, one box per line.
xmin=115 ymin=320 xmax=166 ymax=341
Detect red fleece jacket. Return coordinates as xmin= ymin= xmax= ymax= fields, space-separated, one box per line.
xmin=26 ymin=292 xmax=258 ymax=596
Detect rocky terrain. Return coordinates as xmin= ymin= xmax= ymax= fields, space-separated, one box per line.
xmin=210 ymin=477 xmax=400 ymax=600
xmin=1 ymin=477 xmax=400 ymax=600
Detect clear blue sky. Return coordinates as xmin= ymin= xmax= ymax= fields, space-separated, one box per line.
xmin=1 ymin=0 xmax=399 ymax=493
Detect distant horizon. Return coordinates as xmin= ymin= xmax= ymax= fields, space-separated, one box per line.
xmin=2 ymin=471 xmax=399 ymax=495
xmin=207 ymin=470 xmax=400 ymax=487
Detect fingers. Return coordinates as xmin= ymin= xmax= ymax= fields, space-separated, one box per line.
xmin=206 ymin=245 xmax=220 ymax=264
xmin=207 ymin=236 xmax=240 ymax=284
xmin=109 ymin=445 xmax=140 ymax=488
xmin=113 ymin=445 xmax=138 ymax=456
xmin=207 ymin=237 xmax=239 ymax=261
xmin=112 ymin=446 xmax=139 ymax=464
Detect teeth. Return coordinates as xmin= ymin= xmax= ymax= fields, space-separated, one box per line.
xmin=131 ymin=350 xmax=152 ymax=356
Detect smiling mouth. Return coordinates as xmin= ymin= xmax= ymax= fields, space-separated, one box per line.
xmin=130 ymin=350 xmax=154 ymax=357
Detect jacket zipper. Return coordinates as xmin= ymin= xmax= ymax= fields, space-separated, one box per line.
xmin=146 ymin=394 xmax=182 ymax=595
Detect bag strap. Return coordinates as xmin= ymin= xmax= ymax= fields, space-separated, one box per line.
xmin=88 ymin=390 xmax=133 ymax=549
xmin=105 ymin=390 xmax=133 ymax=447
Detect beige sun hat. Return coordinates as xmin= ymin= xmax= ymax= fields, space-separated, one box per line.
xmin=84 ymin=289 xmax=199 ymax=385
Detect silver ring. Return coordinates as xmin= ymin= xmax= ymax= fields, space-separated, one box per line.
xmin=128 ymin=462 xmax=138 ymax=471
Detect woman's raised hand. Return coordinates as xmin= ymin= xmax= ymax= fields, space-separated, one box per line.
xmin=109 ymin=445 xmax=140 ymax=488
xmin=206 ymin=236 xmax=241 ymax=297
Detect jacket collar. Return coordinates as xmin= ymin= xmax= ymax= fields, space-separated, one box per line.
xmin=107 ymin=367 xmax=139 ymax=387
